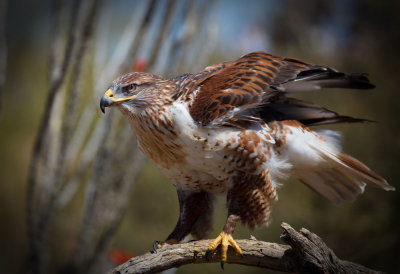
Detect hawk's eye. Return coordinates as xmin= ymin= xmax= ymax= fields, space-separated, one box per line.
xmin=127 ymin=83 xmax=137 ymax=92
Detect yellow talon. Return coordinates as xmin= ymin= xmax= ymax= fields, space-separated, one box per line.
xmin=206 ymin=231 xmax=243 ymax=262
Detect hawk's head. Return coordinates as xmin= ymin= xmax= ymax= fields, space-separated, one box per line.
xmin=100 ymin=72 xmax=174 ymax=114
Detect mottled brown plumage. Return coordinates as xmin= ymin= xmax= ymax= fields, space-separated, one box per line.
xmin=100 ymin=52 xmax=394 ymax=265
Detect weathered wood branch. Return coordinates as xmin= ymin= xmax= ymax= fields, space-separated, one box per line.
xmin=107 ymin=223 xmax=382 ymax=274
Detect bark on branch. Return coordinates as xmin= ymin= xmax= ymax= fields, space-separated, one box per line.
xmin=107 ymin=223 xmax=382 ymax=274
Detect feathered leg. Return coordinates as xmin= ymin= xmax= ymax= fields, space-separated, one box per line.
xmin=154 ymin=189 xmax=216 ymax=249
xmin=206 ymin=170 xmax=276 ymax=267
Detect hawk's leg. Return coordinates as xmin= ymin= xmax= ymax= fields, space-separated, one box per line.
xmin=206 ymin=170 xmax=275 ymax=266
xmin=154 ymin=189 xmax=216 ymax=250
xmin=206 ymin=214 xmax=242 ymax=268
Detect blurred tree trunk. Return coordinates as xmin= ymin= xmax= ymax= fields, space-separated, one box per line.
xmin=23 ymin=0 xmax=219 ymax=274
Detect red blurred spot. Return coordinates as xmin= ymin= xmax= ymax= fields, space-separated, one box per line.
xmin=133 ymin=58 xmax=148 ymax=72
xmin=108 ymin=248 xmax=135 ymax=266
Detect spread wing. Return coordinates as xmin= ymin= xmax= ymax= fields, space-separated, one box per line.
xmin=186 ymin=51 xmax=374 ymax=126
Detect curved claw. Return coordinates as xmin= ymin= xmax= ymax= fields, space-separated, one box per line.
xmin=152 ymin=240 xmax=162 ymax=253
xmin=152 ymin=238 xmax=179 ymax=253
xmin=206 ymin=231 xmax=243 ymax=265
xmin=205 ymin=249 xmax=211 ymax=261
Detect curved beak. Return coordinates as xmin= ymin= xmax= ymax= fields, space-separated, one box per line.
xmin=100 ymin=89 xmax=115 ymax=113
xmin=100 ymin=88 xmax=137 ymax=113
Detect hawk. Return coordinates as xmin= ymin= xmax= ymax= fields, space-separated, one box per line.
xmin=100 ymin=51 xmax=394 ymax=266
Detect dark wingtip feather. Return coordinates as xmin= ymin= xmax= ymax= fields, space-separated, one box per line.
xmin=292 ymin=69 xmax=376 ymax=90
xmin=346 ymin=73 xmax=375 ymax=89
xmin=261 ymin=97 xmax=377 ymax=126
xmin=304 ymin=116 xmax=376 ymax=126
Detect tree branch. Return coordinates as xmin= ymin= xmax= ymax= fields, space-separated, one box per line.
xmin=107 ymin=223 xmax=382 ymax=274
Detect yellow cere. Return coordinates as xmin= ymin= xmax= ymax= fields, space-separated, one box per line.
xmin=106 ymin=89 xmax=136 ymax=102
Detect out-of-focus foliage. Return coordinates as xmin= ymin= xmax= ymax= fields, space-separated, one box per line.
xmin=0 ymin=0 xmax=399 ymax=273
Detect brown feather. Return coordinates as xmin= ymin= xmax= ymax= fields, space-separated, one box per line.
xmin=337 ymin=153 xmax=395 ymax=191
xmin=227 ymin=170 xmax=275 ymax=229
xmin=189 ymin=52 xmax=282 ymax=125
xmin=183 ymin=51 xmax=374 ymax=127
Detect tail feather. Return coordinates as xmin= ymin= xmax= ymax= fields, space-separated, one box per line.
xmin=299 ymin=173 xmax=361 ymax=205
xmin=276 ymin=121 xmax=394 ymax=205
xmin=296 ymin=143 xmax=394 ymax=205
xmin=298 ymin=169 xmax=366 ymax=206
xmin=337 ymin=153 xmax=394 ymax=191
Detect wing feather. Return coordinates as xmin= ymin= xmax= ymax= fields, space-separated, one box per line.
xmin=189 ymin=52 xmax=287 ymax=125
xmin=183 ymin=51 xmax=374 ymax=126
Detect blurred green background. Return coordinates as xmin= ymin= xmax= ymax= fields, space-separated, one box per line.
xmin=1 ymin=0 xmax=400 ymax=273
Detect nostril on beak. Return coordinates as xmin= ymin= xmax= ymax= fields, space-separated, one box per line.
xmin=109 ymin=94 xmax=114 ymax=97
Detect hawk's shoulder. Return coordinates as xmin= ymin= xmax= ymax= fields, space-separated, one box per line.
xmin=174 ymin=52 xmax=287 ymax=126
